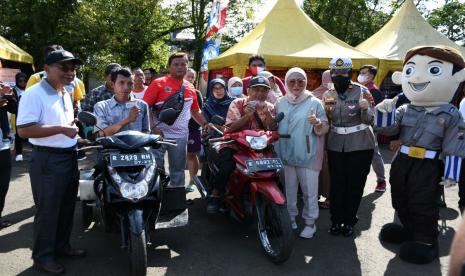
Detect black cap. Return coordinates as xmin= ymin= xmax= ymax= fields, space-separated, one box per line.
xmin=248 ymin=76 xmax=271 ymax=89
xmin=45 ymin=50 xmax=83 ymax=65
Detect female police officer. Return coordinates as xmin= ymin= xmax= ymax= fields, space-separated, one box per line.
xmin=322 ymin=57 xmax=376 ymax=237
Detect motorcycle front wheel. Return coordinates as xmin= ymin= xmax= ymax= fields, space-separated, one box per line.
xmin=129 ymin=231 xmax=147 ymax=276
xmin=256 ymin=196 xmax=294 ymax=264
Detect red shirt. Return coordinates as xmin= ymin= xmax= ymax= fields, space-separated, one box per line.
xmin=143 ymin=75 xmax=200 ymax=110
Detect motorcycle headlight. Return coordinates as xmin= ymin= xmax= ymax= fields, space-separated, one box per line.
xmin=246 ymin=135 xmax=268 ymax=150
xmin=108 ymin=165 xmax=154 ymax=200
xmin=120 ymin=182 xmax=149 ymax=200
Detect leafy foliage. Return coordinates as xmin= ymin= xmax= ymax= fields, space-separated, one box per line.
xmin=427 ymin=0 xmax=465 ymax=45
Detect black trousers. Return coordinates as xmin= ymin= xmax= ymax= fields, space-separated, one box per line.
xmin=14 ymin=134 xmax=23 ymax=155
xmin=328 ymin=149 xmax=374 ymax=226
xmin=207 ymin=147 xmax=235 ymax=195
xmin=458 ymin=158 xmax=465 ymax=209
xmin=29 ymin=149 xmax=79 ymax=262
xmin=0 ymin=149 xmax=12 ymax=218
xmin=390 ymin=153 xmax=442 ymax=244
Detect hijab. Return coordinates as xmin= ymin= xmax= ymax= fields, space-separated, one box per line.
xmin=312 ymin=70 xmax=332 ymax=100
xmin=204 ymin=78 xmax=234 ymax=121
xmin=284 ymin=67 xmax=311 ymax=105
xmin=259 ymin=71 xmax=283 ymax=104
xmin=227 ymin=77 xmax=244 ymax=98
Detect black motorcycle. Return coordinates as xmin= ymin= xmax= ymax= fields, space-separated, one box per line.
xmin=77 ymin=109 xmax=182 ymax=276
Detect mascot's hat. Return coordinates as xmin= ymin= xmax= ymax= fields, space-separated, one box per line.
xmin=404 ymin=45 xmax=465 ymax=69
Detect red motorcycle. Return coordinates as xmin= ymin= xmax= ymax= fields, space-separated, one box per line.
xmin=195 ymin=115 xmax=294 ymax=264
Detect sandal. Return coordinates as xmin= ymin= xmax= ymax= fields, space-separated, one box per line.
xmin=319 ymin=200 xmax=330 ymax=209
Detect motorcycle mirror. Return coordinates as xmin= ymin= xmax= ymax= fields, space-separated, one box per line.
xmin=275 ymin=112 xmax=285 ymax=123
xmin=211 ymin=115 xmax=226 ymax=126
xmin=78 ymin=111 xmax=97 ymax=126
xmin=159 ymin=108 xmax=177 ymax=124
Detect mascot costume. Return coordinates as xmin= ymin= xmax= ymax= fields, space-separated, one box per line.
xmin=376 ymin=45 xmax=465 ymax=264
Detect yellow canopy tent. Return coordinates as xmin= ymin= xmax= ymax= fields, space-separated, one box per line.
xmin=356 ymin=0 xmax=465 ymax=85
xmin=0 ymin=35 xmax=33 ymax=65
xmin=207 ymin=0 xmax=378 ymax=78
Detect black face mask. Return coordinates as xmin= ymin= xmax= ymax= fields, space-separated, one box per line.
xmin=331 ymin=75 xmax=351 ymax=94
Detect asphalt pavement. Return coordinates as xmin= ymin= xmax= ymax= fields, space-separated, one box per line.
xmin=0 ymin=145 xmax=461 ymax=275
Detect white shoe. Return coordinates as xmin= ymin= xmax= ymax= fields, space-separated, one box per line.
xmin=291 ymin=221 xmax=298 ymax=230
xmin=300 ymin=225 xmax=316 ymax=239
xmin=15 ymin=154 xmax=23 ymax=162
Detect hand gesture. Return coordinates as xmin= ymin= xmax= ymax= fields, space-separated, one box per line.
xmin=245 ymin=102 xmax=256 ymax=116
xmin=308 ymin=108 xmax=321 ymax=125
xmin=376 ymin=96 xmax=399 ymax=113
xmin=127 ymin=106 xmax=140 ymax=123
xmin=62 ymin=126 xmax=79 ymax=138
xmin=359 ymin=93 xmax=369 ymax=110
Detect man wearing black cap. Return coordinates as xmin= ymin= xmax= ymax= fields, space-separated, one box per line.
xmin=17 ymin=50 xmax=87 ymax=274
xmin=206 ymin=76 xmax=276 ymax=213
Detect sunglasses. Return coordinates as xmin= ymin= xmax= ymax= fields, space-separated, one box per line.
xmin=287 ymin=79 xmax=306 ymax=86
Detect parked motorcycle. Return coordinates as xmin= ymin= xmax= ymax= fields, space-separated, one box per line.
xmin=194 ymin=114 xmax=294 ymax=264
xmin=77 ymin=109 xmax=182 ymax=276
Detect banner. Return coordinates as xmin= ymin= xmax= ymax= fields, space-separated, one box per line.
xmin=201 ymin=0 xmax=229 ymax=73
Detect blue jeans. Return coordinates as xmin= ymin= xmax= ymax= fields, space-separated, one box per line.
xmin=153 ymin=138 xmax=187 ymax=187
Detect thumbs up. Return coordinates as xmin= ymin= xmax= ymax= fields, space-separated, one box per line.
xmin=359 ymin=92 xmax=369 ymax=110
xmin=308 ymin=108 xmax=320 ymax=125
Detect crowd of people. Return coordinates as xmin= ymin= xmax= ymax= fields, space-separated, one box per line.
xmin=0 ymin=44 xmax=464 ymax=274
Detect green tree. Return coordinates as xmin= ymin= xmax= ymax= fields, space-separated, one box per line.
xmin=427 ymin=0 xmax=465 ymax=45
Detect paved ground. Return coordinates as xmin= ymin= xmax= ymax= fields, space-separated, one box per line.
xmin=0 ymin=145 xmax=462 ymax=275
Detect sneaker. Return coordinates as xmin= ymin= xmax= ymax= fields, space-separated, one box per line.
xmin=300 ymin=225 xmax=316 ymax=239
xmin=375 ymin=181 xmax=386 ymax=192
xmin=207 ymin=197 xmax=220 ymax=213
xmin=185 ymin=183 xmax=196 ymax=193
xmin=291 ymin=221 xmax=298 ymax=230
xmin=15 ymin=154 xmax=23 ymax=162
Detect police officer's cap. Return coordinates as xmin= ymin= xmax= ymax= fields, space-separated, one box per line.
xmin=249 ymin=76 xmax=271 ymax=89
xmin=329 ymin=57 xmax=353 ymax=72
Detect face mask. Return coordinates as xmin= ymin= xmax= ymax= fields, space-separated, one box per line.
xmin=230 ymin=86 xmax=243 ymax=97
xmin=250 ymin=66 xmax=264 ymax=76
xmin=357 ymin=75 xmax=368 ymax=84
xmin=331 ymin=75 xmax=351 ymax=94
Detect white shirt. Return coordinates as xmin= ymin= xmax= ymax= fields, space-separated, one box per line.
xmin=17 ymin=80 xmax=77 ymax=148
xmin=131 ymin=86 xmax=147 ymax=100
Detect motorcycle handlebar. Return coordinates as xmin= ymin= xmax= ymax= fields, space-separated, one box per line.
xmin=77 ymin=145 xmax=103 ymax=152
xmin=157 ymin=141 xmax=178 ymax=147
xmin=209 ymin=137 xmax=224 ymax=143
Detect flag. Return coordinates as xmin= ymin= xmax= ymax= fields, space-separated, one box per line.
xmin=444 ymin=155 xmax=462 ymax=182
xmin=375 ymin=104 xmax=396 ymax=128
xmin=201 ymin=0 xmax=229 ymax=73
xmin=204 ymin=0 xmax=229 ymax=39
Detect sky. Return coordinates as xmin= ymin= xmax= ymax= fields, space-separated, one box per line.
xmin=255 ymin=0 xmax=451 ymax=22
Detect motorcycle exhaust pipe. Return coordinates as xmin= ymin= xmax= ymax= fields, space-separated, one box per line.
xmin=192 ymin=176 xmax=208 ymax=198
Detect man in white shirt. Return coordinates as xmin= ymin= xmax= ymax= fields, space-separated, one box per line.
xmin=131 ymin=67 xmax=147 ymax=100
xmin=17 ymin=50 xmax=87 ymax=274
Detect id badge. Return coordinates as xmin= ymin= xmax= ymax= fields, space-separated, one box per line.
xmin=408 ymin=147 xmax=426 ymax=159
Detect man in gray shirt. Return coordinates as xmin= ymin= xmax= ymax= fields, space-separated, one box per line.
xmin=93 ymin=67 xmax=150 ymax=136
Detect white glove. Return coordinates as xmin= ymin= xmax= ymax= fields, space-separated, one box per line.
xmin=375 ymin=96 xmax=399 ymax=113
xmin=439 ymin=178 xmax=458 ymax=188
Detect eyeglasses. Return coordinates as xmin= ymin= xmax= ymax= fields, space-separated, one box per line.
xmin=287 ymin=79 xmax=306 ymax=86
xmin=52 ymin=64 xmax=78 ymax=73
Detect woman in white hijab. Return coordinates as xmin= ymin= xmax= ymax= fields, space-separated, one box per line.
xmin=227 ymin=77 xmax=244 ymax=98
xmin=274 ymin=67 xmax=329 ymax=238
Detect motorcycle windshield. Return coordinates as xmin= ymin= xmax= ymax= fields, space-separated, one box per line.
xmin=97 ymin=130 xmax=161 ymax=150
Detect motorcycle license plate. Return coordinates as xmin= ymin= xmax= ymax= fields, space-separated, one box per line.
xmin=109 ymin=153 xmax=153 ymax=167
xmin=245 ymin=158 xmax=283 ymax=173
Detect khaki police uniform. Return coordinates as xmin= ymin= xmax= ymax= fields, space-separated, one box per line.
xmin=323 ymin=82 xmax=376 ymax=226
xmin=378 ymin=103 xmax=465 ymax=244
